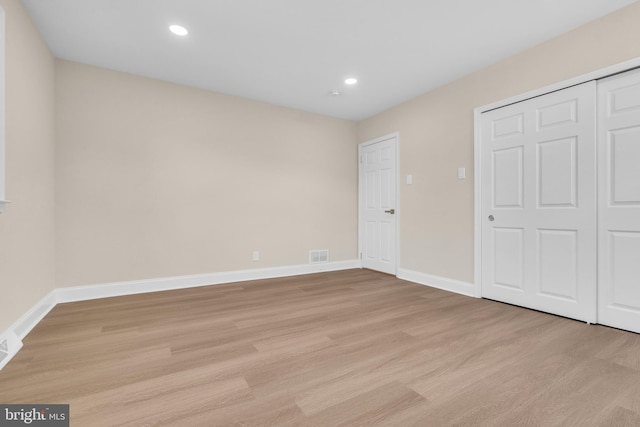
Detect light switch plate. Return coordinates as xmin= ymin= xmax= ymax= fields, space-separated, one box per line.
xmin=406 ymin=175 xmax=413 ymax=185
xmin=458 ymin=167 xmax=466 ymax=179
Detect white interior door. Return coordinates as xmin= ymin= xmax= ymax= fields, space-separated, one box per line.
xmin=359 ymin=135 xmax=397 ymax=275
xmin=597 ymin=69 xmax=640 ymax=333
xmin=481 ymin=82 xmax=597 ymax=323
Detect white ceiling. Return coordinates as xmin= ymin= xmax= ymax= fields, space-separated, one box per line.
xmin=22 ymin=0 xmax=636 ymax=121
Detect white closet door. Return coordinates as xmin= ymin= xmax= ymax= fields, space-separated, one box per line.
xmin=481 ymin=82 xmax=597 ymax=323
xmin=598 ymin=69 xmax=640 ymax=333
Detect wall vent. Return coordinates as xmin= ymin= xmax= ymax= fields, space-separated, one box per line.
xmin=309 ymin=249 xmax=329 ymax=264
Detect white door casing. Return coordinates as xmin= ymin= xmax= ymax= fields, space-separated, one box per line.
xmin=480 ymin=82 xmax=597 ymax=323
xmin=597 ymin=68 xmax=640 ymax=334
xmin=359 ymin=134 xmax=398 ymax=275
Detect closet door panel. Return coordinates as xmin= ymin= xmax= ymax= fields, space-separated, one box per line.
xmin=481 ymin=82 xmax=597 ymax=322
xmin=598 ymin=69 xmax=640 ymax=333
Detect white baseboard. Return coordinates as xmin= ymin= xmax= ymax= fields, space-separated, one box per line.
xmin=397 ymin=268 xmax=477 ymax=297
xmin=0 ymin=330 xmax=22 ymax=371
xmin=12 ymin=292 xmax=58 ymax=339
xmin=55 ymin=260 xmax=361 ymax=303
xmin=0 ymin=291 xmax=57 ymax=371
xmin=0 ymin=260 xmax=361 ymax=371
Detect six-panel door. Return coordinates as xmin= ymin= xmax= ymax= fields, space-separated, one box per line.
xmin=481 ymin=82 xmax=597 ymax=323
xmin=360 ymin=136 xmax=397 ymax=275
xmin=597 ymin=69 xmax=640 ymax=333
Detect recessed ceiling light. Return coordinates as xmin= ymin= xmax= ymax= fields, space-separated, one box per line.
xmin=169 ymin=25 xmax=188 ymax=36
xmin=345 ymin=78 xmax=358 ymax=85
xmin=330 ymin=90 xmax=342 ymax=96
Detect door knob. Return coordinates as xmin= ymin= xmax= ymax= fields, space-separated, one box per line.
xmin=385 ymin=209 xmax=395 ymax=214
xmin=488 ymin=215 xmax=495 ymax=221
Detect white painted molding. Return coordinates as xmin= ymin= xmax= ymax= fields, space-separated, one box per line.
xmin=398 ymin=268 xmax=477 ymax=298
xmin=0 ymin=290 xmax=56 ymax=371
xmin=475 ymin=56 xmax=640 ymax=115
xmin=0 ymin=330 xmax=21 ymax=371
xmin=473 ymin=107 xmax=483 ymax=299
xmin=55 ymin=260 xmax=361 ymax=303
xmin=11 ymin=291 xmax=57 ymax=340
xmin=0 ymin=259 xmax=362 ymax=371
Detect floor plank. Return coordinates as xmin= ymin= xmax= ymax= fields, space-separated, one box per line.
xmin=1 ymin=269 xmax=639 ymax=426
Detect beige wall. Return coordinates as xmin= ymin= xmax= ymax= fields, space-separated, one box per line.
xmin=357 ymin=2 xmax=640 ymax=283
xmin=55 ymin=60 xmax=358 ymax=287
xmin=0 ymin=0 xmax=55 ymax=332
xmin=3 ymin=0 xmax=640 ymax=331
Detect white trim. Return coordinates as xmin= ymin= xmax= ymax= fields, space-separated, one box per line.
xmin=474 ymin=55 xmax=640 ymax=300
xmin=476 ymin=57 xmax=640 ymax=115
xmin=395 ymin=134 xmax=401 ymax=274
xmin=398 ymin=268 xmax=476 ymax=298
xmin=56 ymin=260 xmax=361 ymax=303
xmin=358 ymin=132 xmax=400 ymax=276
xmin=473 ymin=108 xmax=483 ymax=298
xmin=0 ymin=330 xmax=21 ymax=371
xmin=11 ymin=291 xmax=57 ymax=340
xmin=0 ymin=290 xmax=56 ymax=371
xmin=0 ymin=260 xmax=361 ymax=370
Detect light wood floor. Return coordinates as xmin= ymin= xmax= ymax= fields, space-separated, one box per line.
xmin=1 ymin=269 xmax=639 ymax=426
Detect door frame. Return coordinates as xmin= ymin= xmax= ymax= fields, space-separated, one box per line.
xmin=474 ymin=56 xmax=640 ymax=299
xmin=358 ymin=132 xmax=400 ymax=275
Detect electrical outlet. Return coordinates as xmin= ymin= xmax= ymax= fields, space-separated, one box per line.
xmin=252 ymin=250 xmax=260 ymax=261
